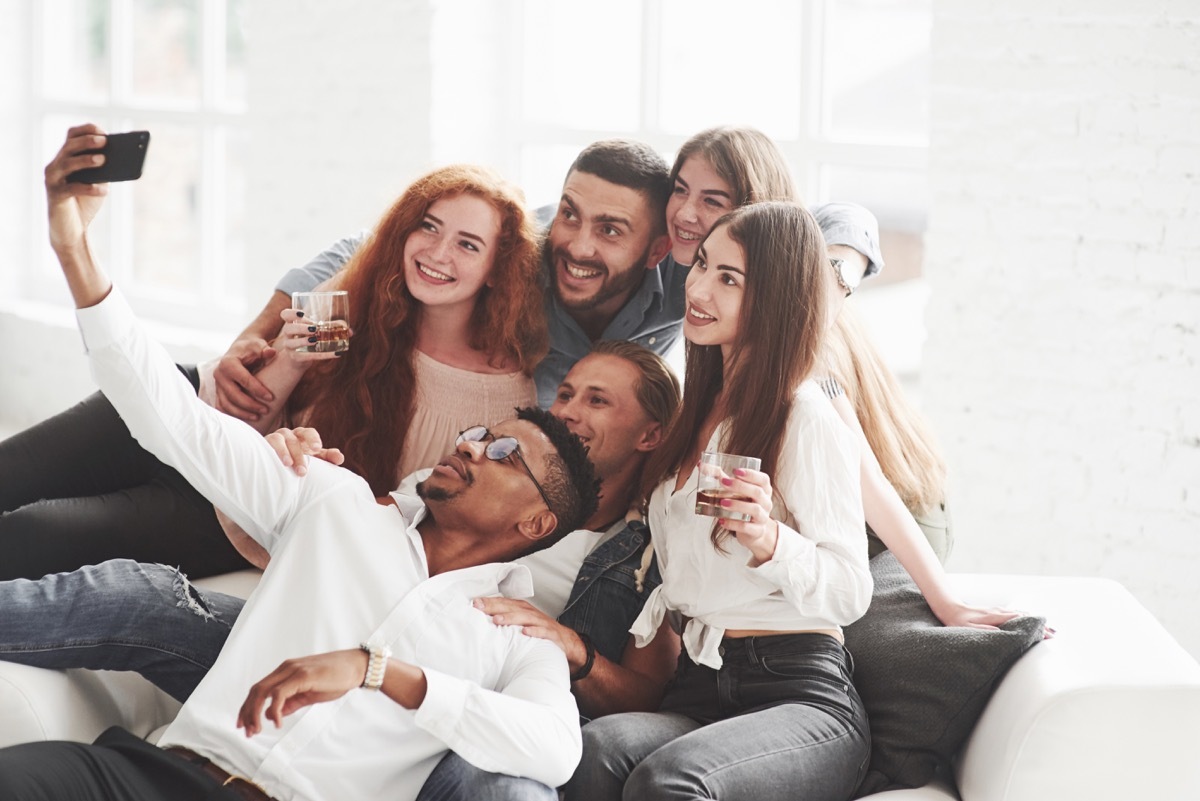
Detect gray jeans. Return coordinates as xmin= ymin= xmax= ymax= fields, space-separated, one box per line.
xmin=563 ymin=633 xmax=870 ymax=801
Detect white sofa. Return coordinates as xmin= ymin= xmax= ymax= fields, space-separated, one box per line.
xmin=2 ymin=571 xmax=1199 ymax=801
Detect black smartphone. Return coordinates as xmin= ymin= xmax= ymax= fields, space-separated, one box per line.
xmin=67 ymin=130 xmax=151 ymax=184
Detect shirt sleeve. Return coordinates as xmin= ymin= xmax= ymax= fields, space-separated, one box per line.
xmin=413 ymin=634 xmax=581 ymax=788
xmin=76 ymin=288 xmax=319 ymax=552
xmin=273 ymin=230 xmax=370 ymax=296
xmin=750 ymin=390 xmax=872 ymax=625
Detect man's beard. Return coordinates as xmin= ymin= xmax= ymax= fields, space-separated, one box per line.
xmin=548 ymin=242 xmax=654 ymax=313
xmin=416 ymin=472 xmax=473 ymax=504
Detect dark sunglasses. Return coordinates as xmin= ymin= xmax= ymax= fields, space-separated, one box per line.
xmin=456 ymin=426 xmax=555 ymax=517
xmin=830 ymin=257 xmax=858 ymax=297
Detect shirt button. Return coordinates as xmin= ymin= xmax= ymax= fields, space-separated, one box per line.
xmin=648 ymin=337 xmax=656 ymax=345
xmin=718 ymin=645 xmax=726 ymax=657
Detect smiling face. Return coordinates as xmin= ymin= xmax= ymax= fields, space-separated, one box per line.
xmin=417 ymin=419 xmax=555 ymax=524
xmin=402 ymin=193 xmax=502 ymax=314
xmin=665 ymin=155 xmax=735 ymax=266
xmin=547 ymin=171 xmax=665 ymax=318
xmin=684 ymin=223 xmax=745 ymax=360
xmin=549 ymin=353 xmax=660 ymax=480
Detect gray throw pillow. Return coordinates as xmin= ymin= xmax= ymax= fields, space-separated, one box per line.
xmin=843 ymin=551 xmax=1045 ymax=797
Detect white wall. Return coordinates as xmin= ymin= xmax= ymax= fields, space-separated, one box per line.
xmin=243 ymin=0 xmax=436 ymax=303
xmin=0 ymin=0 xmax=438 ymax=427
xmin=923 ymin=0 xmax=1200 ymax=656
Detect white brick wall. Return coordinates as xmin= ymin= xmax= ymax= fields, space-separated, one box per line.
xmin=924 ymin=1 xmax=1200 ymax=657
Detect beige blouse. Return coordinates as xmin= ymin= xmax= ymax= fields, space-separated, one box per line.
xmin=396 ymin=349 xmax=538 ymax=484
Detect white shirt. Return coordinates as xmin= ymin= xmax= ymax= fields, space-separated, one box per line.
xmin=77 ymin=289 xmax=582 ymax=801
xmin=631 ymin=381 xmax=872 ymax=669
xmin=395 ymin=469 xmax=617 ymax=620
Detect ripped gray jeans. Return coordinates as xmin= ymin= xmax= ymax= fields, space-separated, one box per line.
xmin=0 ymin=559 xmax=243 ymax=702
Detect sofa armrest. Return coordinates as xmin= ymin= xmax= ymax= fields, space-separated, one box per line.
xmin=0 ymin=568 xmax=261 ymax=748
xmin=949 ymin=574 xmax=1200 ymax=801
xmin=0 ymin=663 xmax=181 ymax=748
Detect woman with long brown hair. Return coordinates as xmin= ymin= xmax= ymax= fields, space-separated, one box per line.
xmin=666 ymin=127 xmax=1013 ymax=630
xmin=565 ymin=201 xmax=872 ymax=801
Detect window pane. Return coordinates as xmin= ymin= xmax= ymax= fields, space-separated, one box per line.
xmin=223 ymin=0 xmax=248 ymax=106
xmin=658 ymin=0 xmax=802 ymax=138
xmin=223 ymin=129 xmax=248 ymax=292
xmin=130 ymin=0 xmax=201 ymax=105
xmin=41 ymin=0 xmax=110 ymax=102
xmin=522 ymin=0 xmax=642 ymax=132
xmin=824 ymin=0 xmax=930 ymax=143
xmin=132 ymin=124 xmax=202 ymax=293
xmin=821 ymin=164 xmax=928 ymax=283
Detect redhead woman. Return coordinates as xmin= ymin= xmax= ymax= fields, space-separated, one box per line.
xmin=239 ymin=164 xmax=546 ymax=496
xmin=0 ymin=132 xmax=546 ymax=579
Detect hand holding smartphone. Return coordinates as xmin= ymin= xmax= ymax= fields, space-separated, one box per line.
xmin=66 ymin=130 xmax=151 ymax=184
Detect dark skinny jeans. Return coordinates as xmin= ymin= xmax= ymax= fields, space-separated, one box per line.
xmin=0 ymin=368 xmax=252 ymax=581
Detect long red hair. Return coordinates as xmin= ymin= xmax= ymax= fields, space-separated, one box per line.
xmin=288 ymin=165 xmax=547 ymax=495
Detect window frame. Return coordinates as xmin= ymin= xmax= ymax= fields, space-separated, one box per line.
xmin=25 ymin=0 xmax=248 ymax=330
xmin=505 ymin=0 xmax=928 ymax=240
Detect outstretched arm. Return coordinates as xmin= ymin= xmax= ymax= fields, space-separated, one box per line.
xmin=828 ymin=393 xmax=1018 ymax=628
xmin=45 ymin=124 xmax=115 ymax=309
xmin=45 ymin=126 xmax=332 ymax=552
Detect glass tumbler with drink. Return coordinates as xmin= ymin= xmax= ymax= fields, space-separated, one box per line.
xmin=695 ymin=451 xmax=761 ymax=521
xmin=292 ymin=291 xmax=350 ymax=354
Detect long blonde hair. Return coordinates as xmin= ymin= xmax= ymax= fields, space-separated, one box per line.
xmin=824 ymin=305 xmax=947 ymax=514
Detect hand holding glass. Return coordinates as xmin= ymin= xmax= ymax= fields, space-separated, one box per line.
xmin=292 ymin=291 xmax=350 ymax=355
xmin=695 ymin=451 xmax=761 ymax=521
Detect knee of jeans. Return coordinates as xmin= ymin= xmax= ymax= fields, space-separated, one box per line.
xmin=624 ymin=755 xmax=692 ymax=801
xmin=580 ymin=717 xmax=629 ymax=767
xmin=160 ymin=564 xmax=224 ymax=623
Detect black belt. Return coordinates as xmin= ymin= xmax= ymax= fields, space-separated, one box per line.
xmin=164 ymin=747 xmax=277 ymax=801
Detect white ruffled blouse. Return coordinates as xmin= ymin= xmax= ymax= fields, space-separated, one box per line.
xmin=630 ymin=380 xmax=872 ymax=669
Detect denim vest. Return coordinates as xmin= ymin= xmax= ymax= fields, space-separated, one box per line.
xmin=556 ymin=518 xmax=661 ymax=665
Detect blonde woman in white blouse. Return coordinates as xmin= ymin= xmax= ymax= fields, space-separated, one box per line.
xmin=564 ymin=202 xmax=872 ymax=801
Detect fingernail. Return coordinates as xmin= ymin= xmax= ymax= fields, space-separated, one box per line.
xmin=296 ymin=311 xmax=304 ymax=318
xmin=334 ymin=351 xmax=345 ymax=357
xmin=308 ymin=336 xmax=317 ymax=343
xmin=472 ymin=599 xmax=483 ymax=608
xmin=734 ymin=468 xmax=745 ymax=477
xmin=720 ymin=499 xmax=732 ymax=507
xmin=721 ymin=477 xmax=733 ymax=486
xmin=308 ymin=325 xmax=316 ymax=332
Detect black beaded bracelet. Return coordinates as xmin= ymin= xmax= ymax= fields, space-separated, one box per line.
xmin=570 ymin=633 xmax=596 ymax=682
